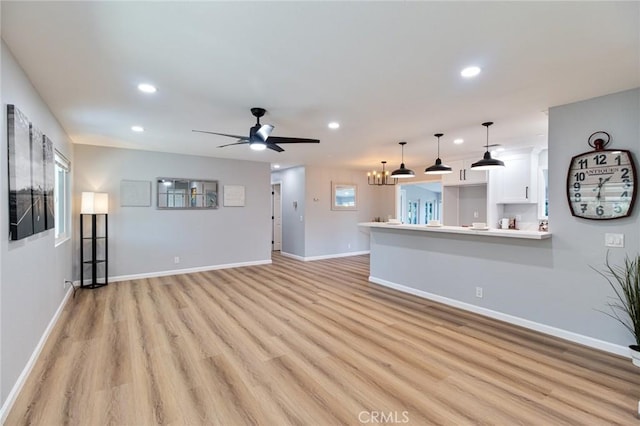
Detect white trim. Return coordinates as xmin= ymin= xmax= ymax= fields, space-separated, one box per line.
xmin=369 ymin=275 xmax=629 ymax=358
xmin=107 ymin=259 xmax=272 ymax=283
xmin=54 ymin=235 xmax=71 ymax=248
xmin=281 ymin=250 xmax=369 ymax=262
xmin=280 ymin=251 xmax=305 ymax=261
xmin=0 ymin=286 xmax=74 ymax=424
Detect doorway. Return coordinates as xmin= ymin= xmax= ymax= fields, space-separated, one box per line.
xmin=396 ymin=181 xmax=442 ymax=225
xmin=271 ymin=183 xmax=282 ymax=251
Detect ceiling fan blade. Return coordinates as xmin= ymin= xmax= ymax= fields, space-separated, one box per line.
xmin=217 ymin=141 xmax=250 ymax=148
xmin=257 ymin=124 xmax=274 ymax=142
xmin=265 ymin=136 xmax=320 ymax=144
xmin=266 ymin=143 xmax=285 ymax=153
xmin=192 ymin=130 xmax=248 ymax=140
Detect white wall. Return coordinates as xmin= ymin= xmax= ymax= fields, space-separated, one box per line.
xmin=1 ymin=42 xmax=74 ymax=407
xmin=74 ymin=145 xmax=272 ymax=278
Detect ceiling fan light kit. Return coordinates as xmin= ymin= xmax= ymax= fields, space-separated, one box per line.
xmin=192 ymin=107 xmax=320 ymax=153
xmin=425 ymin=133 xmax=452 ymax=175
xmin=471 ymin=121 xmax=505 ymax=171
xmin=391 ymin=142 xmax=415 ymax=179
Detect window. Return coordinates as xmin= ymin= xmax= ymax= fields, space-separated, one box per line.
xmin=54 ymin=152 xmax=70 ymax=243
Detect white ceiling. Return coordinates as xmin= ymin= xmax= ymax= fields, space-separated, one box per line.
xmin=2 ymin=2 xmax=638 ymax=171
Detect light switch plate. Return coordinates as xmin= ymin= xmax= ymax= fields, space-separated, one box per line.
xmin=605 ymin=233 xmax=624 ymax=248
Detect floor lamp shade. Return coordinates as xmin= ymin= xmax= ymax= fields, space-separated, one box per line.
xmin=81 ymin=192 xmax=109 ymax=214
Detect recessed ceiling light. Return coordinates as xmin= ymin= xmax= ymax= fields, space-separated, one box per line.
xmin=137 ymin=83 xmax=157 ymax=93
xmin=460 ymin=66 xmax=481 ymax=78
xmin=453 ymin=138 xmax=464 ymax=144
xmin=328 ymin=122 xmax=340 ymax=129
xmin=273 ymin=164 xmax=280 ymax=169
xmin=131 ymin=125 xmax=144 ymax=132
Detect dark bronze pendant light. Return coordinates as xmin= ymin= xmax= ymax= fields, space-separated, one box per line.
xmin=424 ymin=133 xmax=452 ymax=175
xmin=471 ymin=122 xmax=505 ymax=170
xmin=391 ymin=142 xmax=415 ymax=178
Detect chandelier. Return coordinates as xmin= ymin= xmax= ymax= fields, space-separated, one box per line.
xmin=367 ymin=161 xmax=397 ymax=186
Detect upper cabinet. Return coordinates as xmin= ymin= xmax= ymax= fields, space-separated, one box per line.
xmin=442 ymin=159 xmax=487 ymax=186
xmin=493 ymin=150 xmax=540 ymax=204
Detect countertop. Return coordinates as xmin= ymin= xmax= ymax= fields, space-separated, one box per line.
xmin=359 ymin=222 xmax=551 ymax=240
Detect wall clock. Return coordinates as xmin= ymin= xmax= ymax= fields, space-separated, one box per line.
xmin=567 ymin=131 xmax=637 ymax=220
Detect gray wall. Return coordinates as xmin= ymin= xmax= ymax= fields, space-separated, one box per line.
xmin=547 ymin=87 xmax=639 ymax=343
xmin=272 ymin=167 xmax=306 ymax=257
xmin=1 ymin=42 xmax=74 ymax=405
xmin=442 ymin=185 xmax=487 ymax=226
xmin=305 ymin=166 xmax=389 ymax=257
xmin=370 ymin=88 xmax=640 ymax=348
xmin=73 ymin=145 xmax=272 ymax=278
xmin=273 ymin=165 xmax=394 ymax=258
xmin=458 ymin=185 xmax=487 ymax=225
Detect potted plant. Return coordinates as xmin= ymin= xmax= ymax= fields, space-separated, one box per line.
xmin=596 ymin=253 xmax=640 ymax=366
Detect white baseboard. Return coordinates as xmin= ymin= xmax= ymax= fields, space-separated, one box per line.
xmin=369 ymin=276 xmax=629 ymax=358
xmin=107 ymin=259 xmax=272 ymax=283
xmin=0 ymin=286 xmax=74 ymax=424
xmin=281 ymin=250 xmax=369 ymax=262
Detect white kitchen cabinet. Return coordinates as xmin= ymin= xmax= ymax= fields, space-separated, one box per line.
xmin=495 ymin=151 xmax=539 ymax=204
xmin=441 ymin=159 xmax=487 ymax=186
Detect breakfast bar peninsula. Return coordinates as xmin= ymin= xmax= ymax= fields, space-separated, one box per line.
xmin=359 ymin=222 xmax=553 ymax=331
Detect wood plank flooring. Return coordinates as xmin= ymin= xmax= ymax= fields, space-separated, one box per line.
xmin=6 ymin=253 xmax=640 ymax=425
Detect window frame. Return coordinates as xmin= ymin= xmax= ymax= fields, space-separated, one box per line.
xmin=54 ymin=151 xmax=71 ymax=246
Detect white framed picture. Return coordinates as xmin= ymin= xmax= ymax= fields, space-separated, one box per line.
xmin=224 ymin=185 xmax=245 ymax=207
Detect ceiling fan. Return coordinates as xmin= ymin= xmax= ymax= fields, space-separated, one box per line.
xmin=192 ymin=107 xmax=320 ymax=152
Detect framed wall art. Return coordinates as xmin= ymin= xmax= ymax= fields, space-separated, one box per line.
xmin=223 ymin=185 xmax=245 ymax=207
xmin=30 ymin=124 xmax=46 ymax=234
xmin=8 ymin=105 xmax=34 ymax=240
xmin=331 ymin=182 xmax=357 ymax=211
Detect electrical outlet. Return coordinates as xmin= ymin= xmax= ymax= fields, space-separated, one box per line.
xmin=476 ymin=287 xmax=483 ymax=298
xmin=348 ymin=243 xmax=351 ymax=249
xmin=174 ymin=256 xmax=180 ymax=264
xmin=605 ymin=233 xmax=624 ymax=248
xmin=473 ymin=211 xmax=479 ymax=218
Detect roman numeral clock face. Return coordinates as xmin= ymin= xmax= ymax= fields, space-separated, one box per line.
xmin=567 ymin=150 xmax=637 ymax=219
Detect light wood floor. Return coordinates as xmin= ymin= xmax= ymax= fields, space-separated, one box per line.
xmin=6 ymin=253 xmax=640 ymax=425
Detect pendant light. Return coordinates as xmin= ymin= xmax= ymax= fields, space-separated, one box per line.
xmin=424 ymin=133 xmax=452 ymax=175
xmin=471 ymin=122 xmax=505 ymax=170
xmin=367 ymin=161 xmax=396 ymax=186
xmin=391 ymin=142 xmax=415 ymax=178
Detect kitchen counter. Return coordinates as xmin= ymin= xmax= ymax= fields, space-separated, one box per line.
xmin=361 ymin=220 xmax=555 ymax=355
xmin=359 ymin=222 xmax=551 ymax=240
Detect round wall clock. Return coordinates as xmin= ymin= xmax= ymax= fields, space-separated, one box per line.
xmin=566 ymin=131 xmax=637 ymax=220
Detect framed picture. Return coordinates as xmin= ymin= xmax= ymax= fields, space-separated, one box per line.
xmin=30 ymin=124 xmax=46 ymax=234
xmin=121 ymin=180 xmax=152 ymax=207
xmin=224 ymin=185 xmax=245 ymax=207
xmin=7 ymin=105 xmax=34 ymax=240
xmin=331 ymin=182 xmax=357 ymax=211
